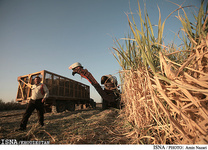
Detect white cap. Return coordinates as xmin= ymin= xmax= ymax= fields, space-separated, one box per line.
xmin=68 ymin=62 xmax=83 ymax=70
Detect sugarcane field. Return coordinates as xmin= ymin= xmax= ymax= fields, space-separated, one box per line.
xmin=0 ymin=0 xmax=208 ymax=147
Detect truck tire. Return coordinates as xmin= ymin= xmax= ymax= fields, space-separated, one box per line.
xmin=89 ymin=98 xmax=96 ymax=109
xmin=66 ymin=101 xmax=75 ymax=111
xmin=56 ymin=101 xmax=66 ymax=113
xmin=52 ymin=105 xmax=58 ymax=113
xmin=93 ymin=102 xmax=96 ymax=108
xmin=44 ymin=104 xmax=52 ymax=113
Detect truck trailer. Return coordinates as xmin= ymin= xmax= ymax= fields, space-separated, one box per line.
xmin=16 ymin=70 xmax=96 ymax=113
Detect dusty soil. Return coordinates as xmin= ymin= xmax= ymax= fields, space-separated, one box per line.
xmin=0 ymin=104 xmax=133 ymax=144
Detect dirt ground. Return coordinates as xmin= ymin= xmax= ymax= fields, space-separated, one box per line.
xmin=0 ymin=104 xmax=133 ymax=144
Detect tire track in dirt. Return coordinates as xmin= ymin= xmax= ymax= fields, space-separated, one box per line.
xmin=1 ymin=112 xmax=24 ymax=118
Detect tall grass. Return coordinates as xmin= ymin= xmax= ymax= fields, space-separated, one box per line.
xmin=113 ymin=0 xmax=208 ymax=144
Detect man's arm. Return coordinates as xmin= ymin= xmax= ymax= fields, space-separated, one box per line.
xmin=42 ymin=84 xmax=49 ymax=103
xmin=18 ymin=77 xmax=32 ymax=88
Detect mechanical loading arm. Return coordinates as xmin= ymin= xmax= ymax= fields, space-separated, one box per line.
xmin=68 ymin=62 xmax=118 ymax=103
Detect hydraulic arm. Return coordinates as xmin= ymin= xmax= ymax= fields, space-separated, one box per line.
xmin=71 ymin=66 xmax=116 ymax=102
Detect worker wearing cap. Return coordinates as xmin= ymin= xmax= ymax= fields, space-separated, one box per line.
xmin=17 ymin=76 xmax=49 ymax=131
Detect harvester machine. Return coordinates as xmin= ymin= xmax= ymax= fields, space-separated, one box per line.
xmin=69 ymin=62 xmax=121 ymax=109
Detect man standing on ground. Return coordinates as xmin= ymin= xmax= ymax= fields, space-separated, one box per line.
xmin=17 ymin=76 xmax=49 ymax=131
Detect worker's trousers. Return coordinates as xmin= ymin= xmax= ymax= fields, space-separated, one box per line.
xmin=20 ymin=99 xmax=44 ymax=129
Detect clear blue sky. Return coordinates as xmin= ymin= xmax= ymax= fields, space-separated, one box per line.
xmin=0 ymin=0 xmax=201 ymax=103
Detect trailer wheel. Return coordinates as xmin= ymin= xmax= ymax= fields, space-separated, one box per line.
xmin=66 ymin=101 xmax=75 ymax=111
xmin=93 ymin=102 xmax=96 ymax=109
xmin=89 ymin=99 xmax=96 ymax=109
xmin=56 ymin=101 xmax=66 ymax=113
xmin=52 ymin=105 xmax=57 ymax=113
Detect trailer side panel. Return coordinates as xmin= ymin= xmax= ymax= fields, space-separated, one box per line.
xmin=16 ymin=70 xmax=90 ymax=105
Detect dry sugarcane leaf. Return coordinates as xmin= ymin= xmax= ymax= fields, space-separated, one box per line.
xmin=159 ymin=52 xmax=176 ymax=80
xmin=174 ymin=79 xmax=208 ymax=95
xmin=154 ymin=76 xmax=191 ymax=139
xmin=175 ymin=53 xmax=195 ymax=77
xmin=181 ymin=88 xmax=208 ymax=120
xmin=184 ymin=72 xmax=208 ymax=88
